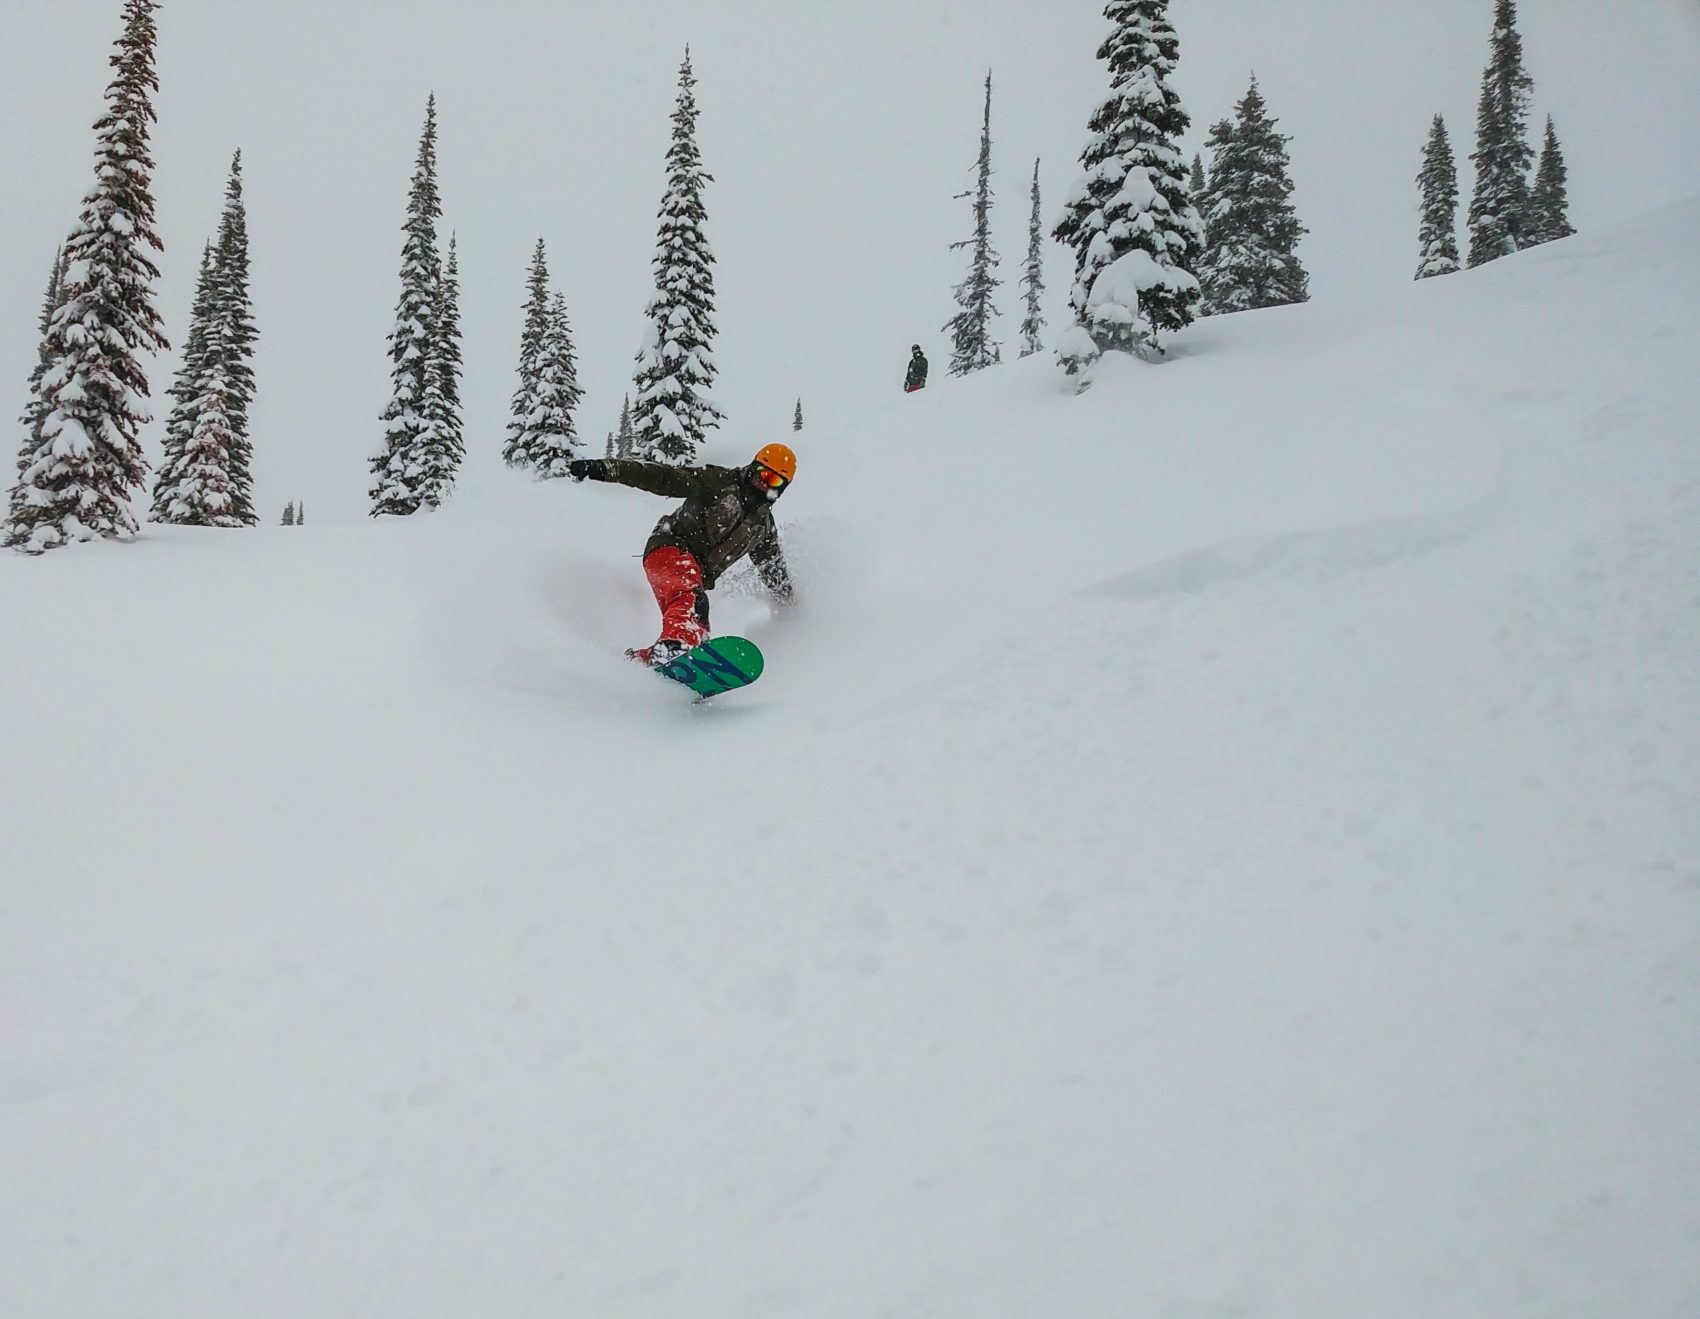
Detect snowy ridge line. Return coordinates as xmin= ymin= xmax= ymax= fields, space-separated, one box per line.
xmin=1081 ymin=446 xmax=1511 ymax=605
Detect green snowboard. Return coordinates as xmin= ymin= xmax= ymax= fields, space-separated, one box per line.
xmin=654 ymin=636 xmax=765 ymax=699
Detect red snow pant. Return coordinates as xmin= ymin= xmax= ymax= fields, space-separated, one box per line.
xmin=643 ymin=546 xmax=710 ymax=648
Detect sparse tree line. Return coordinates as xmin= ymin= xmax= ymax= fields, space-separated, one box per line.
xmin=1418 ymin=0 xmax=1572 ymax=282
xmin=372 ymin=49 xmax=724 ymax=513
xmin=947 ymin=0 xmax=1571 ymax=384
xmin=5 ymin=5 xmax=728 ymax=553
xmin=7 ymin=0 xmax=1577 ymax=553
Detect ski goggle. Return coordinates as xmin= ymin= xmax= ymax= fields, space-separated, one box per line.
xmin=753 ymin=464 xmax=788 ymax=490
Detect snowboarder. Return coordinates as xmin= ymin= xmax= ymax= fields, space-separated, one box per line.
xmin=567 ymin=444 xmax=797 ymax=665
xmin=904 ymin=345 xmax=928 ymax=393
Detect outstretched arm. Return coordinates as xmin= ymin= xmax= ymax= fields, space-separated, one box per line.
xmin=567 ymin=458 xmax=701 ymax=499
xmin=751 ymin=525 xmax=794 ymax=606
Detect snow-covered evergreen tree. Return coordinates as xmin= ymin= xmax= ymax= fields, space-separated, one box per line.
xmin=1190 ymin=152 xmax=1207 ymax=197
xmin=155 ymin=152 xmax=258 ymax=525
xmin=154 ymin=254 xmax=240 ymax=526
xmin=793 ymin=398 xmax=804 ymax=432
xmin=12 ymin=248 xmax=69 ymax=521
xmin=1467 ymin=0 xmax=1536 ymax=268
xmin=1525 ymin=115 xmax=1575 ymax=246
xmin=520 ymin=291 xmax=583 ymax=478
xmin=631 ymin=49 xmax=723 ymax=462
xmin=7 ymin=0 xmax=167 ymax=553
xmin=295 ymin=501 xmax=304 ymax=525
xmin=504 ymin=238 xmax=552 ymax=468
xmin=151 ymin=244 xmax=216 ymax=520
xmin=1196 ymin=77 xmax=1309 ymax=315
xmin=503 ymin=246 xmax=580 ymax=477
xmin=166 ymin=358 xmax=243 ymax=528
xmin=1053 ymin=0 xmax=1203 ymax=375
xmin=281 ymin=501 xmax=295 ymax=526
xmin=429 ymin=231 xmax=465 ymax=479
xmin=371 ymin=95 xmax=452 ymax=516
xmin=1416 ymin=114 xmax=1462 ymax=279
xmin=211 ymin=151 xmax=258 ymax=524
xmin=1018 ymin=158 xmax=1046 ymax=358
xmin=944 ymin=71 xmax=1003 ymax=375
xmin=616 ymin=393 xmax=636 ymax=458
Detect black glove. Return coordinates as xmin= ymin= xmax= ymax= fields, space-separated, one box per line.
xmin=566 ymin=459 xmax=605 ymax=483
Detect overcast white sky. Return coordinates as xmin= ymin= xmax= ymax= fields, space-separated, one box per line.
xmin=3 ymin=0 xmax=1697 ymax=521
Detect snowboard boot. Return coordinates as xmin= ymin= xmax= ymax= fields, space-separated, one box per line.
xmin=625 ymin=638 xmax=690 ymax=667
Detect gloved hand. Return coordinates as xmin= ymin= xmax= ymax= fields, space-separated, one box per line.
xmin=566 ymin=459 xmax=605 ymax=483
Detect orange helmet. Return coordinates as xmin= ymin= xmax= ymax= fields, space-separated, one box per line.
xmin=753 ymin=443 xmax=797 ymax=483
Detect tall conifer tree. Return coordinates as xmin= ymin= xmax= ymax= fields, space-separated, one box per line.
xmin=1416 ymin=115 xmax=1462 ymax=280
xmin=502 ymin=244 xmax=580 ymax=477
xmin=1190 ymin=153 xmax=1207 ymax=197
xmin=154 ymin=153 xmax=260 ymax=529
xmin=1196 ymin=78 xmax=1309 ymax=315
xmin=505 ymin=239 xmax=552 ymax=468
xmin=151 ymin=244 xmax=216 ymax=520
xmin=153 ymin=234 xmax=248 ymax=527
xmin=1018 ymin=158 xmax=1046 ymax=358
xmin=631 ymin=49 xmax=722 ymax=462
xmin=155 ymin=153 xmax=258 ymax=526
xmin=211 ymin=151 xmax=258 ymax=523
xmin=430 ymin=231 xmax=465 ymax=480
xmin=150 ymin=152 xmax=260 ymax=526
xmin=520 ymin=292 xmax=583 ymax=479
xmin=371 ymin=95 xmax=452 ymax=516
xmin=793 ymin=398 xmax=804 ymax=432
xmin=1525 ymin=116 xmax=1575 ymax=246
xmin=160 ymin=188 xmax=256 ymax=530
xmin=944 ymin=72 xmax=1003 ymax=376
xmin=8 ymin=0 xmax=167 ymax=553
xmin=1467 ymin=0 xmax=1536 ymax=267
xmin=616 ymin=393 xmax=636 ymax=459
xmin=1053 ymin=0 xmax=1202 ymax=374
xmin=12 ymin=248 xmax=69 ymax=520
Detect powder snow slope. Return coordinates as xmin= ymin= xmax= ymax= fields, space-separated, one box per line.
xmin=2 ymin=202 xmax=1698 ymax=1319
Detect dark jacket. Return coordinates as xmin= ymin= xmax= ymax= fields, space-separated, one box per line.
xmin=580 ymin=458 xmax=792 ymax=599
xmin=905 ymin=349 xmax=929 ymax=390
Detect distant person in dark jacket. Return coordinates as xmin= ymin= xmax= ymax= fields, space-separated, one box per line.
xmin=904 ymin=345 xmax=928 ymax=393
xmin=567 ymin=444 xmax=796 ymax=666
